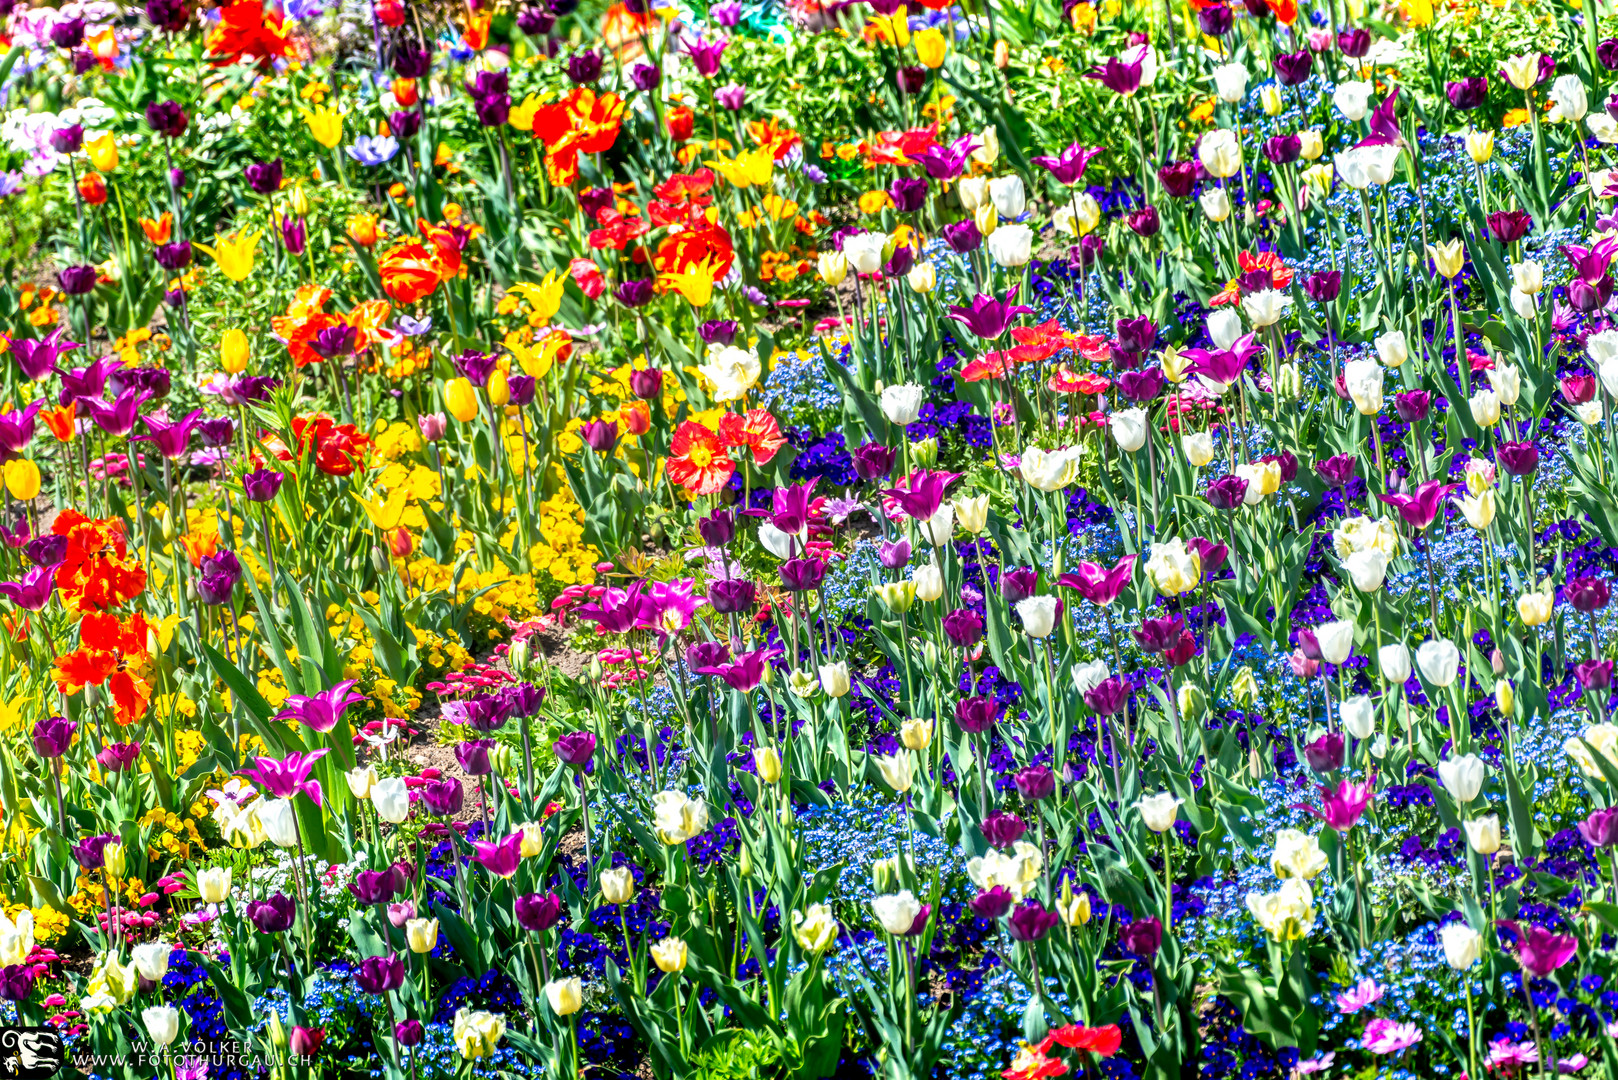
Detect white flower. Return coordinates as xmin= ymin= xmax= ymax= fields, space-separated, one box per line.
xmin=918 ymin=503 xmax=955 ymax=546
xmin=1415 ymin=638 xmax=1461 ymax=687
xmin=1270 ymin=829 xmax=1329 ymax=880
xmin=1379 ymin=642 xmax=1412 ymax=684
xmin=1373 ymin=330 xmax=1408 ymax=367
xmin=1246 ymin=878 xmax=1316 ymax=940
xmin=1137 ymin=791 xmax=1183 ymax=832
xmin=912 ymin=560 xmax=943 ymax=602
xmin=986 ymin=223 xmax=1033 ymax=267
xmin=1485 ymin=364 xmax=1520 ymax=404
xmin=758 ymin=521 xmax=805 ymax=559
xmin=872 ymin=890 xmax=923 ymax=935
xmin=1198 ymin=129 xmax=1242 ymax=179
xmin=132 ymin=942 xmax=172 ymax=981
xmin=1437 ymin=754 xmax=1486 ymax=803
xmin=1314 ymin=619 xmax=1355 ymax=664
xmin=1199 ymin=186 xmax=1232 ymax=222
xmin=1469 ymin=389 xmax=1501 ymax=426
xmin=1441 ymin=922 xmax=1483 ymax=969
xmin=1590 ymin=113 xmax=1618 ymax=144
xmin=1020 ymin=445 xmax=1083 ymax=491
xmin=1072 ymin=659 xmax=1110 ymax=696
xmin=966 ymin=843 xmax=1044 ymax=900
xmin=1241 ymin=288 xmax=1293 ymax=328
xmin=841 ymin=231 xmax=888 ymax=274
xmin=1510 ymin=288 xmax=1537 ymax=319
xmin=988 ymin=175 xmax=1026 ymax=218
xmin=879 ymin=383 xmax=926 ymax=425
xmin=1501 ymin=53 xmax=1540 ymax=91
xmin=1212 ymin=62 xmax=1249 ymax=103
xmin=1207 ymin=308 xmax=1243 ymax=350
xmin=1341 ymin=695 xmax=1376 ymax=739
xmin=874 ymin=752 xmax=914 ymax=793
xmin=1512 ymin=261 xmax=1544 ymax=295
xmin=651 ymin=791 xmax=709 ymax=844
xmin=143 ymin=1005 xmax=181 ymax=1048
xmin=258 ymin=798 xmax=299 ymax=848
xmin=1183 ymin=431 xmax=1215 ymax=467
xmin=1343 ymin=358 xmax=1384 ymax=415
xmin=1590 ymin=329 xmax=1618 ymax=367
xmin=1110 ymin=408 xmax=1148 ymax=452
xmin=957 ymin=176 xmax=989 ymax=211
xmin=1578 ymin=399 xmax=1605 ymax=425
xmin=1342 ymin=548 xmax=1389 ymax=592
xmin=1333 ymin=80 xmax=1373 ymax=120
xmin=698 ymin=345 xmax=762 ymax=403
xmin=1052 ymin=193 xmax=1101 ymax=236
xmin=1549 ymin=74 xmax=1588 ymax=122
xmin=1465 ymin=814 xmax=1501 ymax=855
xmin=1565 ymin=722 xmax=1618 ymax=778
xmin=1015 ymin=595 xmax=1060 ymax=638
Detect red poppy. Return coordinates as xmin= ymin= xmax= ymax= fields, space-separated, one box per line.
xmin=269 ymin=415 xmax=373 ymax=477
xmin=531 ymin=88 xmax=627 ymax=186
xmin=1211 ymin=250 xmax=1295 ymax=306
xmin=206 ymin=0 xmax=291 ymax=67
xmin=666 ymin=421 xmax=734 ymax=495
xmin=959 ymin=353 xmax=1012 ymax=383
xmin=1048 ymin=366 xmax=1112 ymax=394
xmin=653 ymin=221 xmax=735 ymax=290
xmin=1045 ymin=1024 xmax=1122 ymax=1056
xmin=52 ymin=511 xmax=146 ymax=613
xmin=718 ymin=409 xmax=786 ymax=465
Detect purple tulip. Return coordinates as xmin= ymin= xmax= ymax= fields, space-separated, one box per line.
xmin=1008 ymin=901 xmax=1060 ymax=942
xmin=1495 ymin=919 xmax=1577 ymax=978
xmin=1394 ymin=390 xmax=1431 ymax=422
xmin=247 ymin=893 xmax=297 ymax=934
xmin=708 ymin=578 xmax=755 ymax=614
xmin=1497 ymin=441 xmax=1539 ymax=476
xmin=1578 ymin=659 xmax=1614 ymax=692
xmin=1120 ymin=916 xmax=1163 ymax=956
xmin=356 ymin=953 xmax=406 ymax=994
xmin=0 ymin=965 xmax=35 ymax=1003
xmin=566 ymin=50 xmax=602 ymax=84
xmin=1304 ymin=732 xmax=1345 ymax=773
xmin=471 ymin=831 xmax=524 ymax=877
xmin=555 ymin=731 xmax=597 ymax=767
xmin=96 ymin=742 xmax=141 ymax=772
xmin=242 ymin=468 xmax=285 ymax=502
xmin=946 ymin=288 xmax=1034 ymax=339
xmin=715 ymin=83 xmax=747 ymax=110
xmin=241 ymin=750 xmax=329 ymax=805
xmin=878 ymin=539 xmax=912 ymax=570
xmin=1087 ymin=55 xmax=1143 ymax=95
xmin=516 ymin=891 xmax=564 ymax=931
xmin=970 ymin=886 xmax=1015 ymax=920
xmin=145 ymin=100 xmax=188 ymax=138
xmin=1274 ymin=49 xmax=1312 ymax=85
xmin=1263 ymin=134 xmax=1302 ymax=165
xmin=1197 ymin=3 xmax=1233 ymax=34
xmin=31 ymin=717 xmax=75 ymax=759
xmin=395 ymin=1020 xmax=425 ymax=1048
xmin=943 ymin=219 xmax=982 ymax=254
xmin=953 ymin=696 xmax=1000 ymax=734
xmin=1569 ymin=577 xmax=1611 ymax=613
xmin=579 ymin=420 xmax=618 ymax=453
xmin=1304 ymin=270 xmax=1341 ymax=303
xmin=1031 ymin=142 xmax=1103 ymax=186
xmin=942 ymin=608 xmax=984 ymax=648
xmin=630 ymin=367 xmax=664 ymax=399
xmin=1337 ymin=27 xmax=1370 ymax=57
xmin=1127 ymin=205 xmax=1160 ymax=237
xmin=1158 ymin=161 xmax=1197 ymax=198
xmin=454 ymin=739 xmax=494 ymax=776
xmin=1579 ymin=807 xmax=1618 ymax=847
xmin=1446 ymin=76 xmax=1488 ymax=110
xmin=686 ymin=35 xmax=727 ymax=76
xmin=276 ymin=680 xmax=366 ymax=734
xmin=698 ymin=508 xmax=735 ymax=545
xmin=349 ymin=870 xmax=396 ymax=905
xmin=57 ymin=265 xmax=97 ymax=296
xmin=422 ymin=777 xmax=464 ymax=815
xmin=50 ymin=125 xmax=84 ymax=154
xmin=1015 ymin=765 xmax=1055 ymax=800
xmin=981 ymin=812 xmax=1027 ymax=848
xmin=1083 ymin=677 xmax=1131 ymax=717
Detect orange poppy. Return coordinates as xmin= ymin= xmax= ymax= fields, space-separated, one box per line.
xmin=666 ymin=421 xmax=734 ymax=495
xmin=718 ymin=409 xmax=786 ymax=465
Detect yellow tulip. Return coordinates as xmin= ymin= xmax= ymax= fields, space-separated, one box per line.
xmin=85 ymin=133 xmax=118 ymax=172
xmin=507 ymin=271 xmax=566 ymax=323
xmin=445 ymin=378 xmax=480 ymax=422
xmin=355 ymin=487 xmax=409 ymax=530
xmin=487 ymin=368 xmax=511 ymax=407
xmin=300 ymin=104 xmax=345 ymax=150
xmin=207 ymin=230 xmax=262 ymax=283
xmin=869 ymin=8 xmax=910 ymax=46
xmin=220 ymin=328 xmax=250 ymax=373
xmin=659 ymin=258 xmax=717 ymax=308
xmin=914 ymin=27 xmax=947 ymax=69
xmin=3 ymin=460 xmax=40 ymax=501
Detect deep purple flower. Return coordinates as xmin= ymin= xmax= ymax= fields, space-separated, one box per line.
xmin=349 ymin=870 xmax=396 ymax=905
xmin=686 ymin=641 xmax=730 ymax=672
xmin=280 ymin=217 xmax=307 ymax=256
xmin=1274 ymin=49 xmax=1312 ymax=85
xmin=1304 ymin=732 xmax=1345 ymax=773
xmin=1008 ymin=901 xmax=1060 ymax=941
xmin=422 ymin=777 xmax=464 ymax=815
xmin=145 ymin=100 xmax=188 ymax=138
xmin=394 ymin=43 xmax=432 ymax=78
xmin=1337 ymin=27 xmax=1370 ymax=57
xmin=1497 ymin=441 xmax=1539 ymax=476
xmin=1579 ymin=808 xmax=1618 ymax=847
xmin=554 ymin=731 xmax=597 ymax=767
xmin=1487 ymin=210 xmax=1532 ymax=244
xmin=946 ymin=288 xmax=1034 ymax=339
xmin=1394 ymin=390 xmax=1431 ymax=422
xmin=71 ymin=833 xmax=116 ymax=870
xmin=698 ymin=508 xmax=735 ymax=545
xmin=1198 ymin=3 xmax=1233 ymax=34
xmin=1002 ymin=566 xmax=1039 ymax=604
xmin=516 ymin=892 xmax=563 ymax=932
xmin=30 ymin=716 xmax=75 ymax=761
xmin=895 ymin=64 xmax=927 ymax=95
xmin=245 ymin=158 xmax=284 ymax=195
xmin=471 ymin=831 xmax=523 ymax=877
xmin=1304 ymin=271 xmax=1341 ymax=303
xmin=247 ymin=893 xmax=297 ymax=933
xmin=708 ymin=578 xmax=755 ymax=614
xmin=1263 ymin=134 xmax=1302 ymax=165
xmin=50 ymin=125 xmax=84 ymax=154
xmin=630 ymin=62 xmax=661 ymax=91
xmin=970 ymin=886 xmax=1015 ymax=920
xmin=878 ymin=539 xmax=912 ymax=570
xmin=614 ymin=279 xmax=655 ymax=308
xmin=50 ymin=17 xmax=86 ymax=47
xmin=355 ymin=953 xmax=405 ymax=994
xmin=242 ymin=468 xmax=285 ymax=502
xmin=1601 ymin=38 xmax=1618 ymax=72
xmin=1116 ymin=367 xmax=1164 ymax=403
xmin=579 ymin=420 xmax=618 ymax=453
xmin=630 ymin=367 xmax=664 ymax=399
xmin=454 ymin=739 xmax=494 ymax=776
xmin=1120 ymin=916 xmax=1163 ymax=956
xmin=1015 ymin=765 xmax=1055 ymax=800
xmin=1445 ymin=76 xmax=1488 ymax=111
xmin=1133 ymin=614 xmax=1186 ymax=654
xmin=981 ymin=812 xmax=1027 ymax=848
xmin=1083 ymin=677 xmax=1131 ymax=717
xmin=954 ymin=696 xmax=1000 ymax=734
xmin=1378 ymin=481 xmax=1460 ymax=530
xmin=395 ymin=1020 xmax=424 ymax=1048
xmin=779 ymin=557 xmax=827 ymax=592
xmin=1087 ymin=55 xmax=1143 ymax=95
xmin=890 ymin=176 xmax=928 ymax=213
xmin=1127 ymin=205 xmax=1160 ymax=237
xmin=942 ymin=608 xmax=984 ymax=648
xmin=1578 ymin=659 xmax=1614 ymax=692
xmin=699 ymin=319 xmax=738 ymax=346
xmin=0 ymin=965 xmax=35 ymax=1003
xmin=25 ymin=535 xmax=65 ymax=569
xmin=57 ymin=265 xmax=97 ymax=295
xmin=1158 ymin=161 xmax=1198 ymax=198
xmin=1315 ymin=453 xmax=1357 ymax=489
xmin=943 ymin=219 xmax=982 ymax=254
xmin=1569 ymin=577 xmax=1611 ymax=613
xmin=852 ymin=441 xmax=896 ymax=482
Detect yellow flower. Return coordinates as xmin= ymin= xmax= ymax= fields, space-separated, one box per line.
xmin=509 ymin=93 xmax=547 ymax=132
xmin=445 ymin=378 xmax=480 ymax=422
xmin=300 ymin=104 xmax=346 ymax=150
xmin=507 ymin=271 xmax=567 ymax=323
xmin=660 ymin=257 xmax=718 ymax=308
xmin=914 ymin=26 xmax=947 ymax=68
xmin=3 ymin=460 xmax=39 ymax=501
xmin=85 ymin=133 xmax=118 ymax=172
xmin=220 ymin=328 xmax=250 ymax=373
xmin=355 ymin=487 xmax=409 ymax=530
xmin=708 ymin=149 xmax=774 ymax=188
xmin=201 ymin=229 xmax=262 ymax=283
xmin=868 ymin=7 xmax=910 ymax=45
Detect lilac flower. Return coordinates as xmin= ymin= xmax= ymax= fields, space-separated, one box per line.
xmin=946 ymin=288 xmax=1033 ymax=339
xmin=5 ymin=327 xmax=79 ymax=382
xmin=347 ymin=135 xmax=399 ymax=166
xmin=1031 ymin=142 xmax=1103 ymax=186
xmin=1335 ymin=977 xmax=1384 ymax=1014
xmin=1361 ymin=1018 xmax=1422 ymax=1055
xmin=82 ymin=389 xmax=150 ymax=437
xmin=471 ymin=831 xmax=523 ymax=877
xmin=686 ymin=34 xmax=728 ymax=77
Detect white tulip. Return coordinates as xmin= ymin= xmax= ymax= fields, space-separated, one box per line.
xmin=1437 ymin=754 xmax=1485 ymax=803
xmin=1110 ymin=408 xmax=1148 ymax=452
xmin=841 ymin=231 xmax=888 ymax=275
xmin=1333 ymin=80 xmax=1373 ymax=120
xmin=1465 ymin=814 xmax=1502 ymax=855
xmin=1374 ymin=329 xmax=1408 ymax=368
xmin=1342 ymin=549 xmax=1389 ymax=592
xmin=258 ymin=798 xmax=300 ymax=849
xmin=871 ymin=890 xmax=922 ymax=935
xmin=1441 ymin=922 xmax=1484 ymax=968
xmin=986 ymin=223 xmax=1033 ymax=268
xmin=1549 ymin=74 xmax=1588 ymax=122
xmin=1200 ymin=187 xmax=1232 ymax=222
xmin=1343 ymin=358 xmax=1384 ymax=415
xmin=1212 ymin=62 xmax=1249 ymax=103
xmin=1198 ymin=129 xmax=1242 ymax=179
xmin=1242 ymin=289 xmax=1293 ymax=328
xmin=1207 ymin=308 xmax=1243 ymax=351
xmin=1415 ymin=638 xmax=1461 ymax=687
xmin=988 ymin=175 xmax=1026 ymax=218
xmin=880 ymin=383 xmax=926 ymax=426
xmin=1379 ymin=642 xmax=1412 ymax=684
xmin=1072 ymin=659 xmax=1109 ymax=696
xmin=1315 ymin=619 xmax=1355 ymax=665
xmin=1341 ymin=695 xmax=1376 ymax=739
xmin=1137 ymin=792 xmax=1183 ymax=833
xmin=1015 ymin=595 xmax=1060 ymax=638
xmin=143 ymin=1005 xmax=181 ymax=1048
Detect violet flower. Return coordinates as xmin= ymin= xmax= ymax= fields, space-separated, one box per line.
xmin=276 ymin=680 xmax=366 ymax=734
xmin=240 ymin=749 xmax=330 ymax=806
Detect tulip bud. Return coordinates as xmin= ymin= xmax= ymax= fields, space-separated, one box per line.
xmin=910 ymin=437 xmax=938 ymax=467
xmin=221 ymin=328 xmax=250 ymax=373
xmin=1177 ymin=683 xmax=1206 ymax=719
xmin=1496 ymin=679 xmax=1515 ymax=717
xmin=993 ymin=40 xmax=1009 ymax=68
